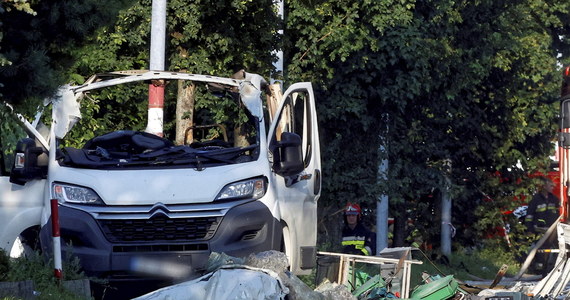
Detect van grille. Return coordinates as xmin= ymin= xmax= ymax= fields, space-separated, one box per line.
xmin=113 ymin=243 xmax=208 ymax=252
xmin=99 ymin=216 xmax=220 ymax=243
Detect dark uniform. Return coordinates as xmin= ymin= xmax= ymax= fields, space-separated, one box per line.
xmin=341 ymin=223 xmax=376 ymax=256
xmin=525 ymin=188 xmax=559 ymax=276
xmin=525 ymin=192 xmax=559 ymax=232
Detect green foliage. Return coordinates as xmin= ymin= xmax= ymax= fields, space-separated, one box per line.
xmin=0 ymin=0 xmax=136 ymax=109
xmin=471 ymin=171 xmax=540 ymax=256
xmin=0 ymin=0 xmax=36 ymax=70
xmin=0 ymin=249 xmax=90 ymax=300
xmin=70 ymin=0 xmax=278 ymax=77
xmin=286 ymin=0 xmax=570 ymax=250
xmin=62 ymin=0 xmax=280 ymax=140
xmin=61 ymin=83 xmax=149 ymax=148
xmin=0 ymin=249 xmax=9 ymax=281
xmin=0 ymin=103 xmax=27 ymax=173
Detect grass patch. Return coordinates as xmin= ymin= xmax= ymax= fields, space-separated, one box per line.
xmin=0 ymin=249 xmax=93 ymax=300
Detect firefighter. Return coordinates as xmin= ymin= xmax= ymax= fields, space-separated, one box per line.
xmin=525 ymin=177 xmax=559 ymax=233
xmin=341 ymin=203 xmax=376 ymax=256
xmin=525 ymin=176 xmax=560 ymax=276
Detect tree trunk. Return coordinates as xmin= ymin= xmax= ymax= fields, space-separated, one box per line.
xmin=392 ymin=202 xmax=407 ymax=247
xmin=441 ymin=177 xmax=452 ymax=256
xmin=175 ymin=80 xmax=195 ymax=145
xmin=233 ymin=125 xmax=248 ymax=148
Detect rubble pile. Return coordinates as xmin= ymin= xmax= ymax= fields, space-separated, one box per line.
xmin=133 ymin=250 xmax=355 ymax=300
xmin=133 ymin=250 xmax=552 ymax=300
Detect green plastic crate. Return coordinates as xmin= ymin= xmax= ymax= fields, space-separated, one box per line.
xmin=410 ymin=275 xmax=458 ymax=300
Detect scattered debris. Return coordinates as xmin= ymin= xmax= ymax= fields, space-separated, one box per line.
xmin=130 ymin=246 xmax=570 ymax=300
xmin=133 ymin=250 xmax=355 ymax=300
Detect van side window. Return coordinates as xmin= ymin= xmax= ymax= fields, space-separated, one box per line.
xmin=273 ymin=90 xmax=312 ymax=167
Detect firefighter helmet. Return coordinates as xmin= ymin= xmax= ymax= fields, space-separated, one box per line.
xmin=345 ymin=203 xmax=361 ymax=215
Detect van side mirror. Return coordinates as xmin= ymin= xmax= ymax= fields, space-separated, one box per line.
xmin=272 ymin=132 xmax=304 ymax=177
xmin=10 ymin=138 xmax=47 ymax=185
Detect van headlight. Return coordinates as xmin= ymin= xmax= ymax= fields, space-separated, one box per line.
xmin=215 ymin=177 xmax=266 ymax=201
xmin=52 ymin=183 xmax=104 ymax=205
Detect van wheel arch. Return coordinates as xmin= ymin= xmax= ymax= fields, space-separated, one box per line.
xmin=280 ymin=222 xmax=295 ymax=272
xmin=11 ymin=226 xmax=41 ymax=258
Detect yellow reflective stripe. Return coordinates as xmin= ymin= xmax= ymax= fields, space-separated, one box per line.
xmin=342 ymin=240 xmax=371 ymax=255
xmin=342 ymin=240 xmax=365 ymax=246
xmin=536 ymin=203 xmax=547 ymax=212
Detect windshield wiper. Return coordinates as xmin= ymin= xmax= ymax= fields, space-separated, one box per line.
xmin=151 ymin=152 xmax=234 ymax=165
xmin=137 ymin=145 xmax=257 ymax=165
xmin=66 ymin=144 xmax=258 ymax=168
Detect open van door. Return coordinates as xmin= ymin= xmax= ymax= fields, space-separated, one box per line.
xmin=268 ymin=82 xmax=321 ymax=274
xmin=0 ymin=106 xmax=46 ymax=257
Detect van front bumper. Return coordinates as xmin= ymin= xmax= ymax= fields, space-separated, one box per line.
xmin=40 ymin=200 xmax=281 ymax=279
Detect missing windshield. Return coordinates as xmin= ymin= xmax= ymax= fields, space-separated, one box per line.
xmin=58 ymin=78 xmax=260 ymax=169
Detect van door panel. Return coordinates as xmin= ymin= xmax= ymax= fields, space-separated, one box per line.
xmin=0 ymin=177 xmax=44 ymax=255
xmin=268 ymin=82 xmax=321 ymax=272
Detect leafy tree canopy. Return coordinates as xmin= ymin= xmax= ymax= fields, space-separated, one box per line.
xmin=0 ymin=0 xmax=135 ymax=111
xmin=63 ymin=0 xmax=279 ymax=143
xmin=285 ymin=0 xmax=570 ymax=248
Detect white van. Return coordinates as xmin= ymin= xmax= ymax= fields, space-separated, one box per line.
xmin=0 ymin=70 xmax=321 ymax=279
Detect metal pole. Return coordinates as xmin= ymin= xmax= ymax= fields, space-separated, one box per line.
xmin=377 ymin=114 xmax=389 ymax=254
xmin=50 ymin=199 xmax=62 ymax=280
xmin=146 ymin=0 xmax=167 ymax=136
xmin=441 ymin=176 xmax=452 ymax=255
xmin=271 ymin=0 xmax=284 ymax=85
xmin=150 ymin=0 xmax=166 ymax=71
xmin=377 ymin=149 xmax=389 ymax=253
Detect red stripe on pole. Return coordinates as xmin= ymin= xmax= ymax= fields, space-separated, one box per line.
xmin=50 ymin=199 xmax=60 ymax=237
xmin=50 ymin=199 xmax=62 ymax=280
xmin=148 ymin=84 xmax=165 ymax=108
xmin=54 ymin=269 xmax=62 ymax=280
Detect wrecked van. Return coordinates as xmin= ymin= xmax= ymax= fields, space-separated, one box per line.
xmin=0 ymin=70 xmax=321 ymax=279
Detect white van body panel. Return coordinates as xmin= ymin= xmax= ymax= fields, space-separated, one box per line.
xmin=0 ymin=178 xmax=44 ymax=253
